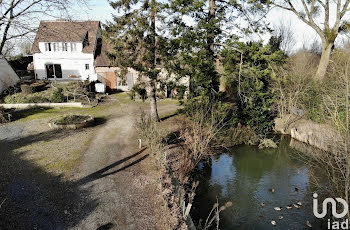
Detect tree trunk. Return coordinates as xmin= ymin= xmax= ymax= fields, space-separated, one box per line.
xmin=149 ymin=82 xmax=160 ymax=121
xmin=149 ymin=0 xmax=160 ymax=121
xmin=0 ymin=18 xmax=12 ymax=55
xmin=315 ymin=41 xmax=333 ymax=80
xmin=208 ymin=0 xmax=216 ymax=56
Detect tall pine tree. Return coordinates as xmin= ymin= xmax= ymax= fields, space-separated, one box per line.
xmin=105 ymin=0 xmax=167 ymax=121
xmin=166 ymin=0 xmax=267 ymax=98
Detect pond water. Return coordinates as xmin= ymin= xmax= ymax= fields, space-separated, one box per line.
xmin=191 ymin=136 xmax=326 ymax=230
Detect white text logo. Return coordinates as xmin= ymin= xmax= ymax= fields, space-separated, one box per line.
xmin=313 ymin=193 xmax=348 ymax=219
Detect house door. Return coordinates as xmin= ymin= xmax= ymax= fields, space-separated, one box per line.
xmin=46 ymin=64 xmax=62 ymax=79
xmin=126 ymin=73 xmax=134 ymax=90
xmin=106 ymin=72 xmax=117 ymax=90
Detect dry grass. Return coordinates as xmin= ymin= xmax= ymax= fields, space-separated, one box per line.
xmin=12 ymin=128 xmax=96 ymax=177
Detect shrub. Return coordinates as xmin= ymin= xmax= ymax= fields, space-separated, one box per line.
xmin=132 ymin=83 xmax=147 ymax=101
xmin=179 ymin=98 xmax=229 ymax=175
xmin=128 ymin=89 xmax=136 ymax=100
xmin=135 ymin=111 xmax=164 ymax=160
xmin=4 ymin=88 xmax=64 ymax=104
xmin=20 ymin=84 xmax=33 ymax=95
xmin=51 ymin=88 xmax=64 ymax=103
xmin=222 ymin=41 xmax=286 ymax=134
xmin=55 ymin=115 xmax=90 ymax=125
xmin=272 ymin=51 xmax=322 ymax=121
xmin=0 ymin=107 xmax=8 ymax=124
xmin=31 ymin=82 xmax=47 ymax=92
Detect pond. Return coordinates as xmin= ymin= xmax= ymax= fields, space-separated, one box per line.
xmin=190 ymin=136 xmax=326 ymax=230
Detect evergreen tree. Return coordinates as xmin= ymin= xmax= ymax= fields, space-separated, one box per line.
xmin=166 ymin=0 xmax=267 ymax=98
xmin=222 ymin=41 xmax=286 ymax=133
xmin=105 ymin=0 xmax=168 ymax=121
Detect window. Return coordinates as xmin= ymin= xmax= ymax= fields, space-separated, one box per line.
xmin=62 ymin=42 xmax=68 ymax=51
xmin=83 ymin=32 xmax=89 ymax=47
xmin=70 ymin=43 xmax=77 ymax=52
xmin=45 ymin=42 xmax=52 ymax=52
xmin=85 ymin=64 xmax=89 ymax=70
xmin=46 ymin=64 xmax=62 ymax=78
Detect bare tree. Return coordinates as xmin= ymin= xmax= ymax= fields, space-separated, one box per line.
xmin=272 ymin=19 xmax=296 ymax=55
xmin=19 ymin=41 xmax=31 ymax=55
xmin=1 ymin=39 xmax=15 ymax=56
xmin=269 ymin=0 xmax=350 ymax=80
xmin=0 ymin=0 xmax=88 ymax=55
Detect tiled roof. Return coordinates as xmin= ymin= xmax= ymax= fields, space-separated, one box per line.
xmin=94 ymin=38 xmax=113 ymax=67
xmin=31 ymin=20 xmax=100 ymax=54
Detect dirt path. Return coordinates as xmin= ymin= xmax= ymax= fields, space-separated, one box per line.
xmin=72 ymin=102 xmax=179 ymax=230
xmin=0 ymin=97 xmax=179 ymax=230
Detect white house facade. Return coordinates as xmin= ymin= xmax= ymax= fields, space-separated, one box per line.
xmin=33 ymin=42 xmax=95 ymax=81
xmin=31 ymin=20 xmax=188 ymax=94
xmin=32 ymin=20 xmax=100 ymax=82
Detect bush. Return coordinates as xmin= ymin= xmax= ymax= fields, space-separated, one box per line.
xmin=31 ymin=82 xmax=48 ymax=92
xmin=135 ymin=111 xmax=165 ymax=162
xmin=272 ymin=51 xmax=321 ymax=120
xmin=4 ymin=88 xmax=65 ymax=104
xmin=55 ymin=115 xmax=91 ymax=125
xmin=0 ymin=107 xmax=8 ymax=124
xmin=128 ymin=89 xmax=136 ymax=100
xmin=20 ymin=84 xmax=33 ymax=95
xmin=222 ymin=41 xmax=286 ymax=134
xmin=51 ymin=88 xmax=64 ymax=103
xmin=4 ymin=93 xmax=51 ymax=103
xmin=132 ymin=83 xmax=147 ymax=101
xmin=175 ymin=85 xmax=187 ymax=99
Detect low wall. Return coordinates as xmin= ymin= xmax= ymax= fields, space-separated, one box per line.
xmin=275 ymin=114 xmax=344 ymax=154
xmin=0 ymin=102 xmax=87 ymax=109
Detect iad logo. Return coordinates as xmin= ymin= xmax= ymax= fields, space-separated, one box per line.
xmin=313 ymin=193 xmax=349 ymax=230
xmin=313 ymin=193 xmax=348 ymax=219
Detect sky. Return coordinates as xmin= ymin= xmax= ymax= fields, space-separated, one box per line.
xmin=71 ymin=0 xmax=324 ymax=51
xmin=18 ymin=0 xmax=349 ymax=55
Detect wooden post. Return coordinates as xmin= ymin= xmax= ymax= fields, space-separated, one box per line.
xmin=138 ymin=139 xmax=142 ymax=149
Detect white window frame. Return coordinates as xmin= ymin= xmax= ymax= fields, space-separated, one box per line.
xmin=70 ymin=43 xmax=77 ymax=52
xmin=62 ymin=42 xmax=68 ymax=51
xmin=45 ymin=42 xmax=52 ymax=52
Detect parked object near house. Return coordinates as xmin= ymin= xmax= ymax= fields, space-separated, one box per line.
xmin=0 ymin=56 xmax=20 ymax=94
xmin=95 ymin=83 xmax=106 ymax=93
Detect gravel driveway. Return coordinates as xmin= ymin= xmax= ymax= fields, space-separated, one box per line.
xmin=0 ymin=97 xmax=179 ymax=230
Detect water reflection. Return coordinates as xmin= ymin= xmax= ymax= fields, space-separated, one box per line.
xmin=191 ymin=136 xmax=324 ymax=230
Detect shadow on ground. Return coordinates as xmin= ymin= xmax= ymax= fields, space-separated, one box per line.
xmin=91 ymin=117 xmax=108 ymax=127
xmin=7 ymin=107 xmax=52 ymax=122
xmin=76 ymin=148 xmax=148 ymax=186
xmin=0 ymin=130 xmax=98 ymax=230
xmin=160 ymin=112 xmax=179 ymax=122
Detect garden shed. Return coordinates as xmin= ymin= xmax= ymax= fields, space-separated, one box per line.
xmin=0 ymin=56 xmax=20 ymax=93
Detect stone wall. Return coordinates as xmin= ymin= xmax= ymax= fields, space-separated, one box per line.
xmin=275 ymin=114 xmax=344 ymax=154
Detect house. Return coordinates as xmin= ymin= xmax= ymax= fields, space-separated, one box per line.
xmin=31 ymin=20 xmax=130 ymax=90
xmin=31 ymin=20 xmax=188 ymax=94
xmin=93 ymin=39 xmax=137 ymax=91
xmin=0 ymin=55 xmax=20 ymax=94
